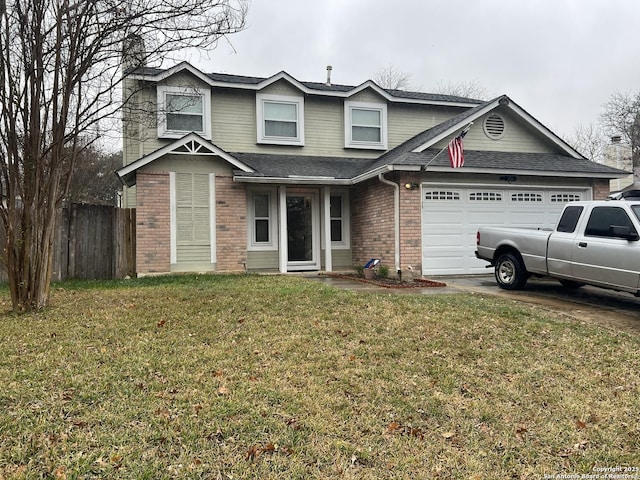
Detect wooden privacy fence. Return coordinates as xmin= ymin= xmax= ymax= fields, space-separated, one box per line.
xmin=0 ymin=204 xmax=136 ymax=282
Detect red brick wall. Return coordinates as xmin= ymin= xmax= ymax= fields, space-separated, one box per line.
xmin=136 ymin=171 xmax=171 ymax=274
xmin=215 ymin=175 xmax=247 ymax=271
xmin=351 ymin=177 xmax=395 ymax=269
xmin=350 ymin=172 xmax=423 ymax=275
xmin=397 ymin=173 xmax=423 ymax=273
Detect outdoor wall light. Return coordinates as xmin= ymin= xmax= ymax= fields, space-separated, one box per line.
xmin=500 ymin=175 xmax=517 ymax=183
xmin=404 ymin=182 xmax=419 ymax=190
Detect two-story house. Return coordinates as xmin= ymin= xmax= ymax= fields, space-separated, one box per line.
xmin=117 ymin=61 xmax=627 ymax=277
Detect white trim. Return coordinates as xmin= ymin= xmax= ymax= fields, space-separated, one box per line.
xmin=247 ymin=187 xmax=279 ymax=251
xmin=256 ymin=93 xmax=305 ymax=146
xmin=157 ymin=85 xmax=211 ymax=140
xmin=209 ymin=173 xmax=216 ymax=264
xmin=278 ymin=187 xmax=287 ymax=273
xmin=322 ymin=190 xmax=350 ymax=249
xmin=285 ymin=189 xmax=321 ymax=271
xmin=323 ymin=187 xmax=332 ymax=272
xmin=344 ymin=101 xmax=388 ymax=150
xmin=169 ymin=172 xmax=177 ymax=264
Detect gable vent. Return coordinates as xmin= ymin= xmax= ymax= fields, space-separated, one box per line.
xmin=484 ymin=114 xmax=505 ymax=139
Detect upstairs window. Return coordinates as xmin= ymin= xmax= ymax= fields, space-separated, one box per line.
xmin=157 ymin=86 xmax=211 ymax=139
xmin=344 ymin=101 xmax=387 ymax=150
xmin=256 ymin=94 xmax=304 ymax=146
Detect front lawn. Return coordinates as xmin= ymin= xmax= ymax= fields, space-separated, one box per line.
xmin=0 ymin=274 xmax=638 ymax=479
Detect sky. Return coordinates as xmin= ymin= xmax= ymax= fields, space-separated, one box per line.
xmin=171 ymin=0 xmax=640 ymax=141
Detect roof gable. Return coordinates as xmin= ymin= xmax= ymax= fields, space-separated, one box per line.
xmin=408 ymin=95 xmax=583 ymax=158
xmin=116 ymin=133 xmax=253 ymax=187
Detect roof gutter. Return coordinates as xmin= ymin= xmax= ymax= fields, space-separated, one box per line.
xmin=378 ymin=172 xmax=400 ymax=275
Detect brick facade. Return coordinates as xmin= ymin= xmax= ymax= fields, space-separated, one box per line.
xmin=136 ymin=171 xmax=171 ymax=274
xmin=350 ymin=172 xmax=424 ymax=277
xmin=215 ymin=175 xmax=247 ymax=271
xmin=592 ymin=178 xmax=612 ymax=200
xmin=351 ymin=177 xmax=395 ymax=270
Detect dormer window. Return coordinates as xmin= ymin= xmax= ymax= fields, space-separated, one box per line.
xmin=157 ymin=86 xmax=211 ymax=139
xmin=344 ymin=101 xmax=387 ymax=150
xmin=256 ymin=93 xmax=305 ymax=146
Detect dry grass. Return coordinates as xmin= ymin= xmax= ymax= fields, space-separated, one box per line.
xmin=0 ymin=274 xmax=638 ymax=479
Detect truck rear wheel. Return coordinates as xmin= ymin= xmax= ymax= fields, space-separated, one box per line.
xmin=495 ymin=253 xmax=528 ymax=290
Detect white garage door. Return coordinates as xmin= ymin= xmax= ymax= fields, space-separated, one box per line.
xmin=421 ymin=185 xmax=590 ymax=275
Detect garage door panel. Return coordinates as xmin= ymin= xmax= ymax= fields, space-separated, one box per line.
xmin=422 ymin=185 xmax=589 ymax=275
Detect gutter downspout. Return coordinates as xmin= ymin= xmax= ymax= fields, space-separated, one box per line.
xmin=378 ymin=172 xmax=400 ymax=274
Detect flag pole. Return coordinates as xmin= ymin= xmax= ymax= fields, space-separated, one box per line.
xmin=424 ymin=122 xmax=474 ymax=170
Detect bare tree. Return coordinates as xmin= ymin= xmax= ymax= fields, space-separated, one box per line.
xmin=565 ymin=123 xmax=608 ymax=163
xmin=600 ymin=91 xmax=640 ymax=178
xmin=0 ymin=0 xmax=248 ymax=311
xmin=433 ymin=79 xmax=489 ymax=100
xmin=373 ymin=64 xmax=414 ymax=91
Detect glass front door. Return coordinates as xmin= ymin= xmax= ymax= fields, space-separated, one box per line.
xmin=286 ymin=192 xmax=318 ymax=270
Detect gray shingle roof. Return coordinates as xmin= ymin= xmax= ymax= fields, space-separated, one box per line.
xmin=231 ymin=148 xmax=625 ymax=181
xmin=232 ymin=153 xmax=375 ymax=179
xmin=405 ymin=149 xmax=627 ymax=175
xmin=130 ymin=67 xmax=483 ymax=104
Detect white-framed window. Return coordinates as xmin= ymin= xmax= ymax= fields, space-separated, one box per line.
xmin=157 ymin=86 xmax=211 ymax=139
xmin=256 ymin=93 xmax=305 ymax=146
xmin=326 ymin=191 xmax=350 ymax=249
xmin=248 ymin=189 xmax=278 ymax=250
xmin=344 ymin=101 xmax=387 ymax=150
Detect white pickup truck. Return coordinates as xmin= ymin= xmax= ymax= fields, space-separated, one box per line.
xmin=475 ymin=200 xmax=640 ymax=295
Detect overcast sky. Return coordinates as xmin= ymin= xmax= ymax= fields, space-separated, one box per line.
xmin=174 ymin=0 xmax=640 ymax=140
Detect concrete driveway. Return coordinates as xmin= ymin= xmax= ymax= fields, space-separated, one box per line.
xmin=311 ymin=273 xmax=640 ymax=336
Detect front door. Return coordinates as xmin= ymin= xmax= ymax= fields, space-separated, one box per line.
xmin=286 ymin=192 xmax=319 ymax=270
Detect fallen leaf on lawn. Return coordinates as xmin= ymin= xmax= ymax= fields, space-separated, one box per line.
xmin=262 ymin=442 xmax=276 ymax=454
xmin=218 ymin=386 xmax=229 ymax=395
xmin=441 ymin=431 xmax=456 ymax=439
xmin=54 ymin=466 xmax=67 ymax=479
xmin=575 ymin=420 xmax=587 ymax=430
xmin=246 ymin=445 xmax=260 ymax=461
xmin=155 ymin=407 xmax=171 ymax=419
xmin=387 ymin=421 xmax=401 ymax=433
xmin=157 ymin=320 xmax=165 ymax=327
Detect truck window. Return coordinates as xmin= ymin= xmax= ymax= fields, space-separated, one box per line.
xmin=584 ymin=206 xmax=635 ymax=237
xmin=556 ymin=206 xmax=583 ymax=233
xmin=632 ymin=205 xmax=640 ymax=223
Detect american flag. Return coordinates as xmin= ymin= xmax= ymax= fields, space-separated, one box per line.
xmin=447 ymin=129 xmax=467 ymax=168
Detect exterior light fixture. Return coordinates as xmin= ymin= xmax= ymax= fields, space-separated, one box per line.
xmin=404 ymin=182 xmax=419 ymax=190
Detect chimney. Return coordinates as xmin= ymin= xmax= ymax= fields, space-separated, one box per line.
xmin=122 ymin=33 xmax=146 ymax=74
xmin=326 ymin=65 xmax=333 ymax=86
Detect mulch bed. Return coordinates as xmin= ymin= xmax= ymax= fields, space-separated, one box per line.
xmin=326 ymin=273 xmax=447 ymax=289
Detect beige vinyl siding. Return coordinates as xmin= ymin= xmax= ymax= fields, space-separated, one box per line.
xmin=388 ymin=104 xmax=462 ymax=149
xmin=247 ymin=250 xmax=279 ymax=270
xmin=144 ymin=155 xmax=234 ymax=175
xmin=321 ymin=249 xmax=353 ymax=270
xmin=348 ymin=89 xmax=386 ymax=104
xmin=304 ymin=97 xmax=345 ymax=155
xmin=433 ymin=109 xmax=560 ymax=154
xmin=259 ymin=80 xmax=302 ymax=97
xmin=211 ymin=89 xmax=256 ymax=151
xmin=175 ymin=173 xmax=213 ymax=269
